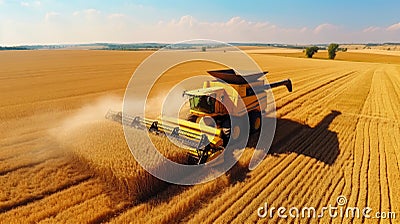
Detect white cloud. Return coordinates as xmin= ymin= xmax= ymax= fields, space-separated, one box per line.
xmin=162 ymin=16 xmax=276 ymax=34
xmin=2 ymin=14 xmax=400 ymax=45
xmin=313 ymin=23 xmax=338 ymax=34
xmin=155 ymin=16 xmax=307 ymax=43
xmin=73 ymin=8 xmax=101 ymax=17
xmin=20 ymin=1 xmax=29 ymax=7
xmin=363 ymin=26 xmax=381 ymax=32
xmin=299 ymin=27 xmax=308 ymax=33
xmin=177 ymin=15 xmax=195 ymax=27
xmin=45 ymin=11 xmax=60 ymax=21
xmin=386 ymin=22 xmax=400 ymax=31
xmin=84 ymin=8 xmax=101 ymax=15
xmin=20 ymin=0 xmax=40 ymax=7
xmin=226 ymin=16 xmax=245 ymax=26
xmin=108 ymin=13 xmax=126 ymax=19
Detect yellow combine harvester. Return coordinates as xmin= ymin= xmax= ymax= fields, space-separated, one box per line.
xmin=106 ymin=69 xmax=292 ymax=164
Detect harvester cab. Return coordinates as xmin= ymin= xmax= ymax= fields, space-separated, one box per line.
xmin=106 ymin=69 xmax=292 ymax=164
xmin=183 ymin=87 xmax=221 ymax=115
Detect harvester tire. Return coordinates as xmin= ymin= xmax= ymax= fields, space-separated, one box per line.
xmin=231 ymin=125 xmax=241 ymax=140
xmin=249 ymin=111 xmax=261 ymax=133
xmin=230 ymin=116 xmax=249 ymax=143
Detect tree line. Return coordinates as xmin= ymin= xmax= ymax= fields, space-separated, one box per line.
xmin=305 ymin=43 xmax=346 ymax=59
xmin=0 ymin=46 xmax=29 ymax=50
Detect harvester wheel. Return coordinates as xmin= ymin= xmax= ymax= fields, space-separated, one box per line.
xmin=250 ymin=111 xmax=262 ymax=133
xmin=196 ymin=116 xmax=217 ymax=128
xmin=231 ymin=125 xmax=241 ymax=140
xmin=227 ymin=117 xmax=247 ymax=141
xmin=230 ymin=116 xmax=250 ymax=149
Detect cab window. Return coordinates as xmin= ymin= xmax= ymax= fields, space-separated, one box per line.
xmin=189 ymin=95 xmax=215 ymax=113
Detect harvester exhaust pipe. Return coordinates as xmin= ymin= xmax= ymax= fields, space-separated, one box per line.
xmin=267 ymin=79 xmax=292 ymax=92
xmin=247 ymin=79 xmax=292 ymax=95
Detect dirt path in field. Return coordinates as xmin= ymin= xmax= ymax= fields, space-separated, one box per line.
xmin=0 ymin=51 xmax=399 ymax=223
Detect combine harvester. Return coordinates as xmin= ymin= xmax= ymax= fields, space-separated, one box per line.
xmin=106 ymin=69 xmax=292 ymax=164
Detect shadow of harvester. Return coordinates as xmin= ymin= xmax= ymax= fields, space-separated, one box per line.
xmin=247 ymin=110 xmax=341 ymax=165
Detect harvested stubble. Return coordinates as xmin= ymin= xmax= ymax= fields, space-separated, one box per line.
xmin=58 ymin=120 xmax=187 ymax=202
xmin=110 ymin=147 xmax=254 ymax=223
xmin=2 ymin=50 xmax=400 ymax=223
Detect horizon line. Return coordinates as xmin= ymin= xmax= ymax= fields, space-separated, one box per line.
xmin=2 ymin=41 xmax=400 ymax=48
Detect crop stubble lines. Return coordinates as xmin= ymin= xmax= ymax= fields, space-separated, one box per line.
xmin=184 ymin=64 xmax=376 ymax=223
xmin=222 ymin=64 xmax=382 ymax=223
xmin=345 ymin=65 xmax=400 ymax=224
xmin=2 ymin=51 xmax=400 ymax=223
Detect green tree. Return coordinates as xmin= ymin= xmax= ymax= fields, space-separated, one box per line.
xmin=305 ymin=46 xmax=319 ymax=58
xmin=328 ymin=43 xmax=339 ymax=59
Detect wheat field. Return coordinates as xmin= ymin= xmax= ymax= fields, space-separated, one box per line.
xmin=0 ymin=50 xmax=399 ymax=223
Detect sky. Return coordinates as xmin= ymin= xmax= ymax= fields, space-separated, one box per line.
xmin=0 ymin=0 xmax=400 ymax=46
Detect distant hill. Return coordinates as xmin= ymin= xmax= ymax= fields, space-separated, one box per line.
xmin=1 ymin=42 xmax=399 ymax=51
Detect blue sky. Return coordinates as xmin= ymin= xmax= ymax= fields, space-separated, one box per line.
xmin=1 ymin=0 xmax=399 ymax=45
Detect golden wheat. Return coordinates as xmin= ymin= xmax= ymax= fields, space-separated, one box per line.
xmin=58 ymin=120 xmax=187 ymax=202
xmin=0 ymin=50 xmax=399 ymax=223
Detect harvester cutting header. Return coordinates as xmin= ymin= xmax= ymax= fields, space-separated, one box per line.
xmin=106 ymin=69 xmax=292 ymax=164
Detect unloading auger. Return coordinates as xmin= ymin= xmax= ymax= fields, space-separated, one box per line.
xmin=106 ymin=69 xmax=292 ymax=164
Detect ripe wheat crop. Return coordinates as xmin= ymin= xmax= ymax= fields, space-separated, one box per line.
xmin=1 ymin=50 xmax=399 ymax=223
xmin=58 ymin=120 xmax=187 ymax=202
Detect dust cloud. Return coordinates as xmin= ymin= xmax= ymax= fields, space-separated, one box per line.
xmin=60 ymin=95 xmax=123 ymax=133
xmin=56 ymin=89 xmax=189 ymax=137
